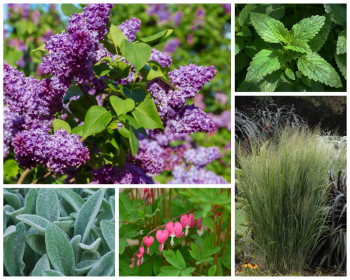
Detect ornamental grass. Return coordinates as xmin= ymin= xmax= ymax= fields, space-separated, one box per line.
xmin=236 ymin=126 xmax=333 ymax=274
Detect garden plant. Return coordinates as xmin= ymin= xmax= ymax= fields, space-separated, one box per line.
xmin=3 ymin=3 xmax=231 ymax=184
xmin=235 ymin=100 xmax=347 ymax=276
xmin=235 ymin=4 xmax=346 ymax=92
xmin=119 ymin=188 xmax=231 ymax=276
xmin=3 ymin=188 xmax=115 ymax=276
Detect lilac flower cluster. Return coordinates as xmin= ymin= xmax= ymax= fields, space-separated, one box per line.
xmin=184 ymin=146 xmax=220 ymax=167
xmin=164 ymin=38 xmax=180 ymax=53
xmin=191 ymin=7 xmax=206 ymax=31
xmin=67 ymin=4 xmax=114 ymax=41
xmin=91 ymin=163 xmax=155 ymax=184
xmin=172 ymin=11 xmax=183 ymax=27
xmin=4 ymin=107 xmax=25 ymax=157
xmin=150 ymin=49 xmax=172 ymax=68
xmin=132 ymin=148 xmax=164 ymax=175
xmin=209 ymin=110 xmax=231 ymax=131
xmin=8 ymin=4 xmax=30 ymax=21
xmin=170 ymin=165 xmax=227 ymax=184
xmin=118 ymin=17 xmax=141 ymax=42
xmin=146 ymin=4 xmax=170 ymax=25
xmin=13 ymin=127 xmax=89 ymax=174
xmin=222 ymin=4 xmax=231 ymax=14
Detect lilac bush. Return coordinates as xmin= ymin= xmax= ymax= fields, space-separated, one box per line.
xmin=3 ymin=3 xmax=229 ymax=184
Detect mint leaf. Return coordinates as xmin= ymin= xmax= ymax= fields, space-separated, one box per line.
xmin=336 ymin=30 xmax=346 ymax=55
xmin=235 ymin=52 xmax=249 ymax=74
xmin=297 ymin=52 xmax=342 ymax=88
xmin=235 ymin=38 xmax=245 ymax=55
xmin=284 ymin=39 xmax=311 ymax=53
xmin=250 ymin=12 xmax=288 ymax=44
xmin=238 ymin=71 xmax=282 ymax=92
xmin=308 ymin=14 xmax=332 ymax=52
xmin=236 ymin=26 xmax=252 ymax=37
xmin=285 ymin=68 xmax=295 ymax=80
xmin=292 ymin=15 xmax=325 ymax=42
xmin=324 ymin=4 xmax=346 ymax=25
xmin=238 ymin=4 xmax=257 ymax=27
xmin=335 ymin=53 xmax=346 ymax=80
xmin=246 ymin=49 xmax=286 ymax=82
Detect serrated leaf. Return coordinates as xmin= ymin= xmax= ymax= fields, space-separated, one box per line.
xmin=245 ymin=38 xmax=271 ymax=58
xmin=324 ymin=4 xmax=346 ymax=25
xmin=238 ymin=4 xmax=257 ymax=27
xmin=235 ymin=38 xmax=245 ymax=55
xmin=292 ymin=15 xmax=325 ymax=41
xmin=236 ymin=26 xmax=252 ymax=37
xmin=238 ymin=71 xmax=282 ymax=92
xmin=266 ymin=5 xmax=285 ymax=20
xmin=87 ymin=250 xmax=115 ymax=276
xmin=246 ymin=49 xmax=286 ymax=82
xmin=336 ymin=30 xmax=346 ymax=54
xmin=335 ymin=53 xmax=346 ymax=80
xmin=308 ymin=14 xmax=332 ymax=52
xmin=250 ymin=12 xmax=288 ymax=44
xmin=297 ymin=52 xmax=342 ymax=88
xmin=285 ymin=68 xmax=295 ymax=80
xmin=284 ymin=39 xmax=312 ymax=53
xmin=235 ymin=52 xmax=249 ymax=74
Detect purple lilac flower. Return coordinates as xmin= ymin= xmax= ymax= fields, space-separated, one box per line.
xmin=132 ymin=148 xmax=164 ymax=175
xmin=91 ymin=162 xmax=155 ymax=184
xmin=150 ymin=48 xmax=172 ymax=68
xmin=8 ymin=4 xmax=30 ymax=21
xmin=191 ymin=7 xmax=206 ymax=31
xmin=8 ymin=38 xmax=27 ymax=51
xmin=209 ymin=110 xmax=231 ymax=131
xmin=184 ymin=146 xmax=221 ymax=167
xmin=172 ymin=11 xmax=183 ymax=27
xmin=32 ymin=10 xmax=40 ymax=25
xmin=187 ymin=34 xmax=194 ymax=46
xmin=166 ymin=104 xmax=215 ymax=135
xmin=193 ymin=93 xmax=206 ymax=110
xmin=157 ymin=10 xmax=170 ymax=25
xmin=170 ymin=165 xmax=227 ymax=184
xmin=215 ymin=92 xmax=228 ymax=104
xmin=221 ymin=4 xmax=231 ymax=14
xmin=118 ymin=17 xmax=141 ymax=42
xmin=67 ymin=4 xmax=114 ymax=41
xmin=164 ymin=38 xmax=180 ymax=53
xmin=13 ymin=126 xmax=89 ymax=174
xmin=146 ymin=4 xmax=167 ymax=16
xmin=4 ymin=107 xmax=25 ymax=157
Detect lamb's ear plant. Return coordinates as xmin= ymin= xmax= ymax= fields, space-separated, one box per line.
xmin=3 ymin=188 xmax=115 ymax=276
xmin=235 ymin=4 xmax=346 ymax=92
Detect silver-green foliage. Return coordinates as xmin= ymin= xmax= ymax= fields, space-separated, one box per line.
xmin=3 ymin=188 xmax=115 ymax=277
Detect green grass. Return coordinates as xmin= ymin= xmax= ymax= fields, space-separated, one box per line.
xmin=235 ymin=205 xmax=247 ymax=234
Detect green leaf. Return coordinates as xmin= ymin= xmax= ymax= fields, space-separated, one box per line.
xmin=79 ymin=238 xmax=101 ymax=251
xmin=41 ymin=269 xmax=65 ymax=276
xmin=246 ymin=49 xmax=286 ymax=82
xmin=69 ymin=95 xmax=97 ymax=122
xmin=61 ymin=4 xmax=83 ymax=16
xmin=284 ymin=39 xmax=311 ymax=53
xmin=235 ymin=38 xmax=245 ymax=55
xmin=292 ymin=15 xmax=325 ymax=42
xmin=140 ymin=61 xmax=176 ymax=89
xmin=36 ymin=188 xmax=60 ymax=223
xmin=4 ymin=159 xmax=19 ymax=177
xmin=266 ymin=5 xmax=285 ymax=20
xmin=72 ymin=125 xmax=84 ymax=137
xmin=308 ymin=14 xmax=332 ymax=52
xmin=163 ymin=250 xmax=186 ymax=269
xmin=23 ymin=188 xmax=38 ymax=217
xmin=119 ymin=238 xmax=128 ymax=255
xmin=109 ymin=24 xmax=128 ymax=54
xmin=83 ymin=106 xmax=112 ymax=138
xmin=5 ymin=50 xmax=23 ymax=66
xmin=4 ymin=206 xmax=24 ymax=224
xmin=132 ymin=99 xmax=164 ymax=129
xmin=31 ymin=254 xmax=50 ymax=276
xmin=121 ymin=86 xmax=147 ymax=103
xmin=93 ymin=63 xmax=110 ymax=77
xmin=3 ymin=223 xmax=26 ymax=276
xmin=336 ymin=30 xmax=346 ymax=54
xmin=64 ymin=85 xmax=83 ymax=101
xmin=324 ymin=4 xmax=346 ymax=25
xmin=69 ymin=235 xmax=81 ymax=265
xmin=238 ymin=4 xmax=257 ymax=27
xmin=181 ymin=267 xmax=196 ymax=276
xmin=87 ymin=250 xmax=115 ymax=276
xmin=75 ymin=260 xmax=98 ymax=276
xmin=4 ymin=190 xmax=21 ymax=210
xmin=236 ymin=26 xmax=252 ymax=37
xmin=110 ymin=96 xmax=135 ymax=116
xmin=139 ymin=28 xmax=173 ymax=46
xmin=189 ymin=242 xmax=202 ymax=260
xmin=176 ymin=250 xmax=186 ymax=270
xmin=297 ymin=52 xmax=342 ymax=88
xmin=285 ymin=68 xmax=295 ymax=80
xmin=138 ymin=261 xmax=153 ymax=276
xmin=158 ymin=266 xmax=182 ymax=276
xmin=32 ymin=43 xmax=46 ymax=52
xmin=335 ymin=53 xmax=346 ymax=80
xmin=250 ymin=12 xmax=288 ymax=44
xmin=100 ymin=220 xmax=115 ymax=251
xmin=57 ymin=188 xmax=85 ymax=213
xmin=16 ymin=214 xmax=49 ymax=235
xmin=54 ymin=220 xmax=74 ymax=236
xmin=129 ymin=126 xmax=139 ymax=156
xmin=245 ymin=38 xmax=271 ymax=58
xmin=53 ymin=119 xmax=72 ymax=133
xmin=121 ymin=40 xmax=152 ymax=74
xmin=235 ymin=52 xmax=249 ymax=74
xmin=45 ymin=223 xmax=75 ymax=276
xmin=111 ymin=60 xmax=131 ymax=78
xmin=208 ymin=265 xmax=217 ymax=276
xmin=75 ymin=188 xmax=106 ymax=244
xmin=81 ymin=250 xmax=101 ymax=261
xmin=196 ymin=256 xmax=213 ymax=265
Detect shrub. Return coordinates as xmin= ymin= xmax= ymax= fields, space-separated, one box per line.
xmin=3 ymin=188 xmax=115 ymax=276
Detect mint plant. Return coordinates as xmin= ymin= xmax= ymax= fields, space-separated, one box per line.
xmin=3 ymin=188 xmax=115 ymax=276
xmin=119 ymin=188 xmax=231 ymax=276
xmin=235 ymin=4 xmax=346 ymax=92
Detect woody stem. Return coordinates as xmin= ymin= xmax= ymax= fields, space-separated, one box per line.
xmin=133 ymin=209 xmax=197 ymax=258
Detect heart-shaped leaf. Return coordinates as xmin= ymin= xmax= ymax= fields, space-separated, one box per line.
xmin=83 ymin=106 xmax=112 ymax=138
xmin=121 ymin=86 xmax=147 ymax=103
xmin=61 ymin=4 xmax=83 ymax=16
xmin=121 ymin=40 xmax=152 ymax=74
xmin=110 ymin=96 xmax=135 ymax=116
xmin=53 ymin=119 xmax=72 ymax=133
xmin=132 ymin=99 xmax=164 ymax=129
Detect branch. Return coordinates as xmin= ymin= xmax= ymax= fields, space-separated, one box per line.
xmin=31 ymin=171 xmax=52 ymax=184
xmin=133 ymin=209 xmax=197 ymax=258
xmin=78 ymin=84 xmax=94 ymax=105
xmin=17 ymin=168 xmax=32 ymax=184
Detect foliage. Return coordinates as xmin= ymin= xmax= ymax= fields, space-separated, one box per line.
xmin=3 ymin=188 xmax=115 ymax=276
xmin=235 ymin=4 xmax=346 ymax=92
xmin=236 ymin=127 xmax=335 ymax=274
xmin=119 ymin=188 xmax=231 ymax=276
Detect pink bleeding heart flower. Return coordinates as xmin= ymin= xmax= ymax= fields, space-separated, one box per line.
xmin=166 ymin=222 xmax=184 ymax=245
xmin=136 ymin=246 xmax=145 ymax=265
xmin=180 ymin=214 xmax=196 ymax=236
xmin=143 ymin=236 xmax=154 ymax=255
xmin=156 ymin=230 xmax=169 ymax=252
xmin=197 ymin=217 xmax=204 ymax=236
xmin=130 ymin=257 xmax=135 ymax=268
xmin=211 ymin=206 xmax=220 ymax=218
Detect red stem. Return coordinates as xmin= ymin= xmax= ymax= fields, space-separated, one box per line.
xmin=133 ymin=209 xmax=197 ymax=257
